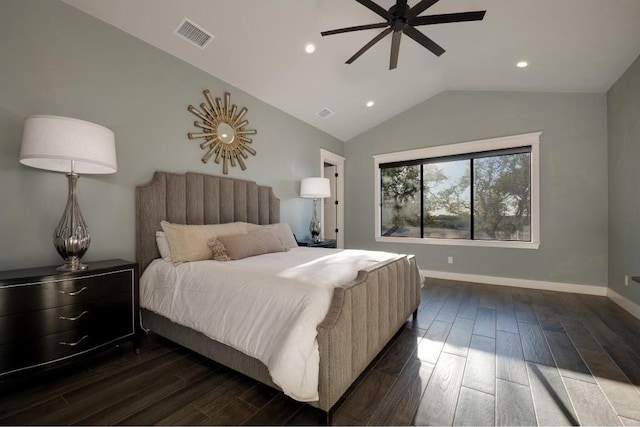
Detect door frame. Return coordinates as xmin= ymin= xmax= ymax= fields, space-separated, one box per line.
xmin=320 ymin=149 xmax=345 ymax=249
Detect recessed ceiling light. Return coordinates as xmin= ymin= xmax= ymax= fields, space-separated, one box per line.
xmin=366 ymin=100 xmax=375 ymax=107
xmin=305 ymin=43 xmax=316 ymax=54
xmin=516 ymin=61 xmax=528 ymax=68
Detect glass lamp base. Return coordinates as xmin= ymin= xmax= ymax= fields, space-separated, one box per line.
xmin=57 ymin=261 xmax=89 ymax=271
xmin=54 ymin=173 xmax=91 ymax=271
xmin=309 ymin=198 xmax=322 ymax=244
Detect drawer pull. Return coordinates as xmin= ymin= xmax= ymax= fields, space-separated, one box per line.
xmin=59 ymin=286 xmax=88 ymax=296
xmin=59 ymin=335 xmax=89 ymax=347
xmin=59 ymin=310 xmax=89 ymax=321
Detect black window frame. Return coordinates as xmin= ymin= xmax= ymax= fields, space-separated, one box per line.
xmin=379 ymin=146 xmax=533 ymax=242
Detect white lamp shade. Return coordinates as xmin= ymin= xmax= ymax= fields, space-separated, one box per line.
xmin=300 ymin=177 xmax=331 ymax=198
xmin=20 ymin=115 xmax=117 ymax=174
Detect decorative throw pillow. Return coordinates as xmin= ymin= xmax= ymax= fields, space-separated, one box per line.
xmin=245 ymin=222 xmax=298 ymax=249
xmin=207 ymin=238 xmax=231 ymax=262
xmin=217 ymin=230 xmax=286 ymax=260
xmin=160 ymin=221 xmax=248 ymax=264
xmin=155 ymin=231 xmax=172 ymax=262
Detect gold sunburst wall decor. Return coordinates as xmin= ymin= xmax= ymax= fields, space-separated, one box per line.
xmin=187 ymin=90 xmax=257 ymax=174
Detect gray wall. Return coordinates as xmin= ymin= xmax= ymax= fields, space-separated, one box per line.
xmin=608 ymin=55 xmax=640 ymax=305
xmin=0 ymin=0 xmax=343 ymax=270
xmin=345 ymin=91 xmax=608 ymax=288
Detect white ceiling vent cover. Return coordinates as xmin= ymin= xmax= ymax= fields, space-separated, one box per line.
xmin=175 ymin=18 xmax=213 ymax=49
xmin=316 ymin=108 xmax=335 ymax=119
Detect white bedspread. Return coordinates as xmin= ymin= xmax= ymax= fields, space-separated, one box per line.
xmin=139 ymin=247 xmax=401 ymax=402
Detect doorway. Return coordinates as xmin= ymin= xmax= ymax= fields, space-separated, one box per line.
xmin=320 ymin=149 xmax=345 ymax=248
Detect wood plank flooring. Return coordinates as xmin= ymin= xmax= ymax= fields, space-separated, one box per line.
xmin=2 ymin=278 xmax=640 ymax=425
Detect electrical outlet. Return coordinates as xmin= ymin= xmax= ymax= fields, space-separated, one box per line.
xmin=625 ymin=275 xmax=629 ymax=286
xmin=448 ymin=256 xmax=453 ymax=264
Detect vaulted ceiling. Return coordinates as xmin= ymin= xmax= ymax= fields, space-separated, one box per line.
xmin=63 ymin=0 xmax=640 ymax=141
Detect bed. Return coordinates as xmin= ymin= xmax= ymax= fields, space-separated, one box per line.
xmin=136 ymin=171 xmax=421 ymax=420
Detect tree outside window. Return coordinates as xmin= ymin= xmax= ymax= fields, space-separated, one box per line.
xmin=380 ymin=165 xmax=421 ymax=237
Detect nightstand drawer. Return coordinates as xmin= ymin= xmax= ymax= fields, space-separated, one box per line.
xmin=0 ymin=293 xmax=133 ymax=346
xmin=0 ymin=318 xmax=134 ymax=376
xmin=0 ymin=269 xmax=133 ymax=316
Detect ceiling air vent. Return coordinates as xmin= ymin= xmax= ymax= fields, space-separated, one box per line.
xmin=175 ymin=18 xmax=213 ymax=49
xmin=316 ymin=108 xmax=335 ymax=119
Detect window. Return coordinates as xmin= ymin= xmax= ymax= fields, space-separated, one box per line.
xmin=374 ymin=133 xmax=540 ymax=249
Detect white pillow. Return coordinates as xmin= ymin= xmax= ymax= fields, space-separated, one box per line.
xmin=245 ymin=222 xmax=298 ymax=249
xmin=155 ymin=231 xmax=172 ymax=262
xmin=160 ymin=221 xmax=248 ymax=264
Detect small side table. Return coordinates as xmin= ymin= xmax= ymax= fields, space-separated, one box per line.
xmin=296 ymin=239 xmax=337 ymax=248
xmin=0 ymin=259 xmax=139 ymax=378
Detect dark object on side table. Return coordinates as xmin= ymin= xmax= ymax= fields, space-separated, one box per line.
xmin=0 ymin=259 xmax=139 ymax=378
xmin=296 ymin=239 xmax=337 ymax=248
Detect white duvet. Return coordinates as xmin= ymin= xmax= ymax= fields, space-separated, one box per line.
xmin=139 ymin=247 xmax=401 ymax=402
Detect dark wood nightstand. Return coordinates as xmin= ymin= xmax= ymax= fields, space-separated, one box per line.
xmin=0 ymin=259 xmax=139 ymax=378
xmin=296 ymin=239 xmax=337 ymax=248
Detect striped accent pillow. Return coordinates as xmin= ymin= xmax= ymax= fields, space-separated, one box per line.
xmin=217 ymin=230 xmax=286 ymax=260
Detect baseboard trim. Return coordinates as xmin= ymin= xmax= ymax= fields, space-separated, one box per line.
xmin=606 ymin=288 xmax=640 ymax=321
xmin=421 ymin=269 xmax=608 ymax=296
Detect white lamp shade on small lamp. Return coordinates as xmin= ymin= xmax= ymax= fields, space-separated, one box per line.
xmin=300 ymin=177 xmax=331 ymax=199
xmin=19 ymin=114 xmax=117 ymax=271
xmin=20 ymin=115 xmax=117 ymax=174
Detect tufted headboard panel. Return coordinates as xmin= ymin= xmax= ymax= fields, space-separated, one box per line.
xmin=135 ymin=171 xmax=280 ymax=272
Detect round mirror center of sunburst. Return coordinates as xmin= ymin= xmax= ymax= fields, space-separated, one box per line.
xmin=217 ymin=122 xmax=235 ymax=144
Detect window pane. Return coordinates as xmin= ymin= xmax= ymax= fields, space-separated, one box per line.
xmin=380 ymin=165 xmax=421 ymax=237
xmin=473 ymin=153 xmax=531 ymax=241
xmin=423 ymin=160 xmax=471 ymax=239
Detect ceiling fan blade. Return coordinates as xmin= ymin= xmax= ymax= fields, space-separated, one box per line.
xmin=321 ymin=22 xmax=388 ymax=37
xmin=403 ymin=25 xmax=445 ymax=56
xmin=355 ymin=0 xmax=393 ymax=20
xmin=407 ymin=0 xmax=440 ymax=20
xmin=346 ymin=28 xmax=392 ymax=64
xmin=411 ymin=11 xmax=486 ymax=26
xmin=390 ymin=30 xmax=402 ymax=70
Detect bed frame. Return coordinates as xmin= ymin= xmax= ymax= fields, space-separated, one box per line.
xmin=135 ymin=171 xmax=421 ymax=421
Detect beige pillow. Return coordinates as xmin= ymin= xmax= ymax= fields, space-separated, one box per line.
xmin=245 ymin=222 xmax=298 ymax=249
xmin=207 ymin=238 xmax=231 ymax=262
xmin=160 ymin=221 xmax=248 ymax=264
xmin=217 ymin=230 xmax=286 ymax=260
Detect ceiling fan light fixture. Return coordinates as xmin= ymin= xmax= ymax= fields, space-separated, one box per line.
xmin=366 ymin=100 xmax=375 ymax=107
xmin=517 ymin=61 xmax=529 ymax=68
xmin=305 ymin=43 xmax=316 ymax=54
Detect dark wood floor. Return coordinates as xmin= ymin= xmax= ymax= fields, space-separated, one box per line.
xmin=2 ymin=278 xmax=640 ymax=426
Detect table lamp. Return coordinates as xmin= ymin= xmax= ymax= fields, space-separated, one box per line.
xmin=19 ymin=115 xmax=117 ymax=271
xmin=300 ymin=177 xmax=331 ymax=243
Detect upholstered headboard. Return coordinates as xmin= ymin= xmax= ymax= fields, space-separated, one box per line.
xmin=135 ymin=171 xmax=280 ymax=272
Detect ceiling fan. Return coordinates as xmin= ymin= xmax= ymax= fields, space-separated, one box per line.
xmin=321 ymin=0 xmax=486 ymax=70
